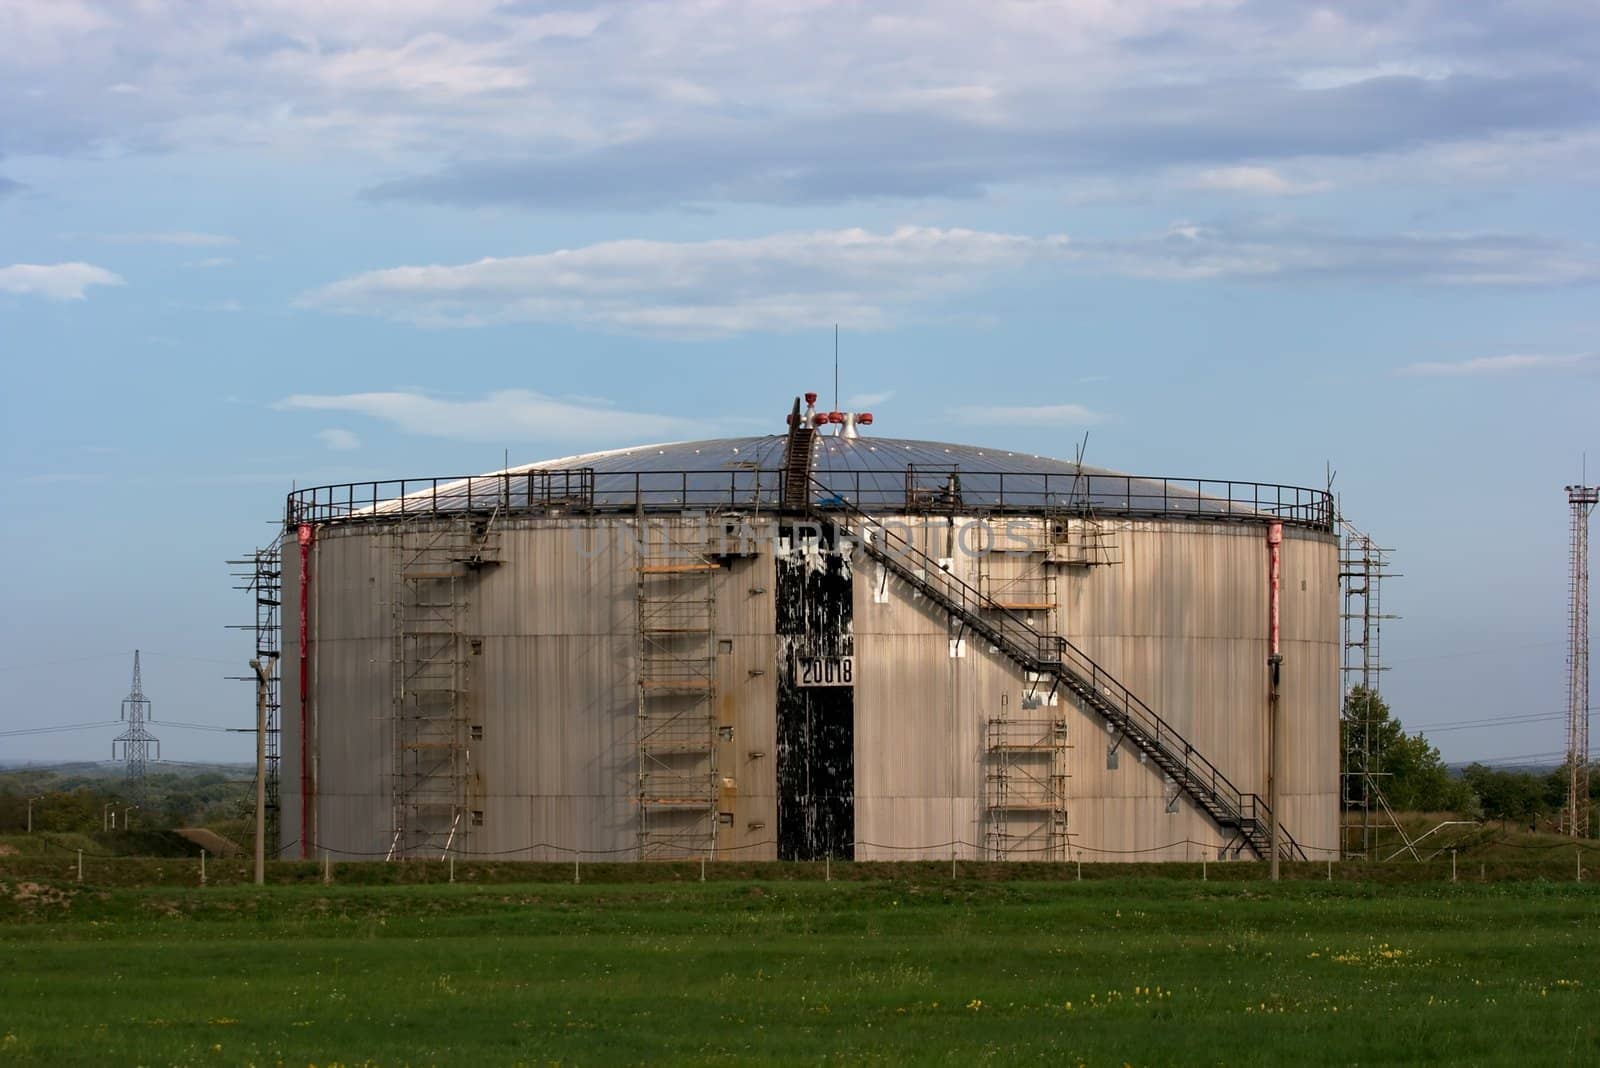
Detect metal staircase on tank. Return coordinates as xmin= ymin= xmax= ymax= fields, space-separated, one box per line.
xmin=986 ymin=707 xmax=1071 ymax=860
xmin=781 ymin=400 xmax=817 ymax=511
xmin=389 ymin=515 xmax=500 ymax=860
xmin=814 ymin=478 xmax=1303 ymax=861
xmin=636 ymin=522 xmax=721 ymax=859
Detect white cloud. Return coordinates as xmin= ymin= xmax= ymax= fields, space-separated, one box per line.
xmin=845 ymin=390 xmax=896 ymax=409
xmin=1396 ymin=353 xmax=1598 ymax=376
xmin=311 ymin=33 xmax=531 ymax=96
xmin=22 ymin=472 xmax=104 ymax=485
xmin=6 ymin=2 xmax=1597 ymax=205
xmin=279 ymin=389 xmax=697 ymax=444
xmin=1070 ymin=221 xmax=1600 ymax=286
xmin=292 ymin=219 xmax=1600 ymax=342
xmin=300 ymin=219 xmax=1600 ymax=341
xmin=188 ymin=257 xmax=235 ymax=269
xmin=1185 ymin=165 xmax=1331 ymax=196
xmin=951 ymin=403 xmax=1111 ymax=427
xmin=0 ymin=262 xmax=124 ymax=300
xmin=90 ymin=232 xmax=237 ymax=247
xmin=315 ymin=428 xmax=361 ymax=451
xmin=299 ymin=227 xmax=1069 ymax=337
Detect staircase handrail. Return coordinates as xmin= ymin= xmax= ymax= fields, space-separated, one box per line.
xmin=812 ymin=478 xmax=1302 ymax=859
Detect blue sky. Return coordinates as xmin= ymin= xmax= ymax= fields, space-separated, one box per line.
xmin=1 ymin=0 xmax=1595 ymax=767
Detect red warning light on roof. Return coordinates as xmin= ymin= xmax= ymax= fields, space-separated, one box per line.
xmin=804 ymin=392 xmax=818 ymax=405
xmin=858 ymin=413 xmax=873 ymax=425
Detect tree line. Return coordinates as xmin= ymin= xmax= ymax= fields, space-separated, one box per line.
xmin=1344 ymin=686 xmax=1597 ymax=831
xmin=0 ymin=767 xmax=251 ymax=834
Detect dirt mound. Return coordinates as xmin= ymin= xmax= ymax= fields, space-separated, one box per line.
xmin=4 ymin=881 xmax=73 ymax=908
xmin=175 ymin=828 xmax=244 ymax=858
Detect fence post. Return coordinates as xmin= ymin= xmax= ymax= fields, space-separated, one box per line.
xmin=200 ymin=849 xmax=207 ymax=886
xmin=76 ymin=850 xmax=83 ymax=884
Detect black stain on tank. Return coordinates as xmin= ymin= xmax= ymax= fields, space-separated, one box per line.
xmin=776 ymin=521 xmax=855 ymax=861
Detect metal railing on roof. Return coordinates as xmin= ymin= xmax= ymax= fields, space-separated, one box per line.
xmin=284 ymin=467 xmax=1333 ymax=531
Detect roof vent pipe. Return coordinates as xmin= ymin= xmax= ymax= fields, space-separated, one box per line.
xmin=839 ymin=412 xmax=860 ymax=439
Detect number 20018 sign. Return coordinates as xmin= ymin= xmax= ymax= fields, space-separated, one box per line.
xmin=795 ymin=656 xmax=855 ymax=687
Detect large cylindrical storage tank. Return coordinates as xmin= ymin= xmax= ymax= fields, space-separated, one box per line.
xmin=278 ymin=423 xmax=1339 ymax=863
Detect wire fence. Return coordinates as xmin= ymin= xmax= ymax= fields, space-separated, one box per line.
xmin=6 ymin=832 xmax=1593 ymax=888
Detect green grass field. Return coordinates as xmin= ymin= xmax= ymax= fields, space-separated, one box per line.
xmin=2 ymin=871 xmax=1597 ymax=1066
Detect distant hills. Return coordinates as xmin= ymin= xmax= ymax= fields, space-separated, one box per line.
xmin=0 ymin=760 xmax=252 ymax=777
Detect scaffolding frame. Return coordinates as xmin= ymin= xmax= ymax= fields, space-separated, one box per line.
xmin=1045 ymin=514 xmax=1122 ymax=568
xmin=388 ymin=515 xmax=499 ymax=859
xmin=971 ymin=512 xmax=1121 ymax=622
xmin=637 ymin=519 xmax=721 ymax=859
xmin=229 ymin=547 xmax=282 ymax=849
xmin=1339 ymin=519 xmax=1397 ymax=858
xmin=976 ymin=543 xmax=1058 ymax=614
xmin=984 ymin=706 xmax=1071 ymax=860
xmin=1047 ymin=452 xmax=1123 ymax=568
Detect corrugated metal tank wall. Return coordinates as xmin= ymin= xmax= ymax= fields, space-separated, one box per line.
xmin=284 ymin=511 xmax=1338 ymax=862
xmin=282 ymin=517 xmax=779 ymax=861
xmin=850 ymin=515 xmax=1339 ymax=861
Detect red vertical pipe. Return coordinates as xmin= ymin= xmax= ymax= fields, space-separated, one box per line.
xmin=1266 ymin=521 xmax=1283 ymax=875
xmin=1268 ymin=521 xmax=1282 ymax=656
xmin=298 ymin=522 xmax=314 ymax=858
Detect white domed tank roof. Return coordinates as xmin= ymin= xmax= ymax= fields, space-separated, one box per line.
xmin=501 ymin=434 xmax=1324 ymax=523
xmin=289 ymin=433 xmax=1331 ymax=528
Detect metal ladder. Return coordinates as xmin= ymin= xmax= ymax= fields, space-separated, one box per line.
xmin=636 ymin=522 xmax=721 ymax=859
xmin=821 ymin=482 xmax=1303 ymax=861
xmin=389 ymin=516 xmax=500 ymax=860
xmin=781 ymin=401 xmax=816 ymax=510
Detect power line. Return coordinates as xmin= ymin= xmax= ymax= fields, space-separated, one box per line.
xmin=159 ymin=720 xmax=253 ymax=734
xmin=1385 ymin=639 xmax=1563 ymax=667
xmin=0 ymin=720 xmax=121 ymax=738
xmin=0 ymin=648 xmax=240 ymax=674
xmin=1409 ymin=707 xmax=1597 ymax=734
xmin=0 ymin=652 xmax=136 ymax=673
xmin=151 ymin=758 xmax=247 ymax=769
xmin=1454 ymin=750 xmax=1571 ymax=766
